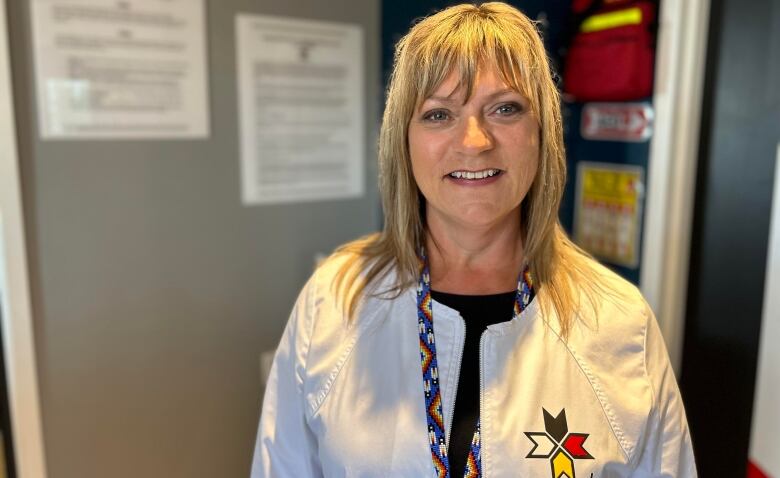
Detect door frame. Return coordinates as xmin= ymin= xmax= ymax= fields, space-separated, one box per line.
xmin=641 ymin=0 xmax=711 ymax=373
xmin=0 ymin=0 xmax=48 ymax=476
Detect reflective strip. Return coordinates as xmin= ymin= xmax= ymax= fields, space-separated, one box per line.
xmin=580 ymin=7 xmax=643 ymax=33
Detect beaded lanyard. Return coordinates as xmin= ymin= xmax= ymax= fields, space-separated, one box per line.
xmin=416 ymin=256 xmax=534 ymax=478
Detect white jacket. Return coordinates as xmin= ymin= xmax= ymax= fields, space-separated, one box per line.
xmin=251 ymin=257 xmax=697 ymax=477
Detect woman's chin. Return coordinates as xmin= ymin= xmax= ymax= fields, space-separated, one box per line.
xmin=434 ymin=205 xmax=521 ymax=231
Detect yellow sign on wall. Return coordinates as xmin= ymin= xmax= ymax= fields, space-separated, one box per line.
xmin=575 ymin=162 xmax=644 ymax=267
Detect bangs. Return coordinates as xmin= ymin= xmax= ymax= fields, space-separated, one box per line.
xmin=407 ymin=7 xmax=542 ymax=112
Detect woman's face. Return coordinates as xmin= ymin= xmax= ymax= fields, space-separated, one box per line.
xmin=408 ymin=62 xmax=540 ymax=232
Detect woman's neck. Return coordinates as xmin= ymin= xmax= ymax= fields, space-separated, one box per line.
xmin=425 ymin=209 xmax=525 ymax=295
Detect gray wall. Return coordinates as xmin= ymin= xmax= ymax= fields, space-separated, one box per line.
xmin=7 ymin=0 xmax=381 ymax=477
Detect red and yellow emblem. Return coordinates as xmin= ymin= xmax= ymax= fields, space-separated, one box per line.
xmin=525 ymin=409 xmax=594 ymax=478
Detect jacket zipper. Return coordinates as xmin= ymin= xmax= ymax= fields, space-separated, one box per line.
xmin=445 ymin=315 xmax=467 ymax=448
xmin=478 ymin=328 xmax=488 ymax=475
xmin=446 ymin=317 xmax=490 ymax=473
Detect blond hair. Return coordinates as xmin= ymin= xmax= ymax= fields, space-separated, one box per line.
xmin=332 ymin=2 xmax=614 ymax=337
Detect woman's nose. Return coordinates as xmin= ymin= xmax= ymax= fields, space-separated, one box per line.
xmin=461 ymin=116 xmax=493 ymax=152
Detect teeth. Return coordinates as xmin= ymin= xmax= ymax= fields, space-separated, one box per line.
xmin=449 ymin=169 xmax=500 ymax=180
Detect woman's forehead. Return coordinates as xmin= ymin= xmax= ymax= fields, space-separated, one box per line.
xmin=420 ymin=62 xmax=527 ymax=104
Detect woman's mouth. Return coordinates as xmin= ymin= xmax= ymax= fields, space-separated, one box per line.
xmin=446 ymin=168 xmax=503 ymax=180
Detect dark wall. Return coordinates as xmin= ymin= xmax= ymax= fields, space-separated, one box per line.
xmin=680 ymin=0 xmax=780 ymax=475
xmin=382 ymin=1 xmax=572 ymax=85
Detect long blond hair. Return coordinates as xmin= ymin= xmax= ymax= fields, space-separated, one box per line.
xmin=332 ymin=2 xmax=612 ymax=337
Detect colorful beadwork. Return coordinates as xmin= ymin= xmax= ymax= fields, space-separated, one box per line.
xmin=417 ymin=254 xmax=534 ymax=478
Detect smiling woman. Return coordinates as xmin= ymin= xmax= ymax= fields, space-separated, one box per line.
xmin=408 ymin=63 xmax=539 ymax=295
xmin=251 ymin=3 xmax=697 ymax=477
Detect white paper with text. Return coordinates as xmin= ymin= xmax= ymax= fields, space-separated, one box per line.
xmin=236 ymin=13 xmax=364 ymax=205
xmin=31 ymin=0 xmax=209 ymax=139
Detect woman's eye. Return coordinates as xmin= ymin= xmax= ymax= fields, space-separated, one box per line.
xmin=423 ymin=110 xmax=450 ymax=122
xmin=495 ymin=103 xmax=521 ymax=115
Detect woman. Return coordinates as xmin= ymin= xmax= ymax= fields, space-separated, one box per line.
xmin=251 ymin=3 xmax=696 ymax=477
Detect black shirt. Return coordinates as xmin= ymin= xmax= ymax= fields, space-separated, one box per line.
xmin=429 ymin=290 xmax=517 ymax=477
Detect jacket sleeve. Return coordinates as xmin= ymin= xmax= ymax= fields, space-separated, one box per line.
xmin=250 ymin=278 xmax=323 ymax=478
xmin=632 ymin=304 xmax=698 ymax=477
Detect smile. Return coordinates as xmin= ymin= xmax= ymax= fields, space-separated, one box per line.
xmin=447 ymin=168 xmax=502 ymax=180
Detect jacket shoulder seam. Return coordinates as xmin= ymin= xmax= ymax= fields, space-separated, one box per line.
xmin=548 ymin=322 xmax=634 ymax=460
xmin=305 ymin=291 xmax=389 ymax=418
xmin=634 ymin=302 xmax=655 ymax=466
xmin=307 ymin=330 xmax=361 ymax=417
xmin=300 ymin=270 xmax=319 ymax=396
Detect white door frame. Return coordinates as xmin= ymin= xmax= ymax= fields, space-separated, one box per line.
xmin=0 ymin=0 xmax=48 ymax=476
xmin=641 ymin=0 xmax=712 ymax=373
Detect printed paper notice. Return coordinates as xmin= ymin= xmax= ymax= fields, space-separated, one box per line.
xmin=236 ymin=14 xmax=364 ymax=205
xmin=30 ymin=0 xmax=209 ymax=139
xmin=575 ymin=162 xmax=644 ymax=268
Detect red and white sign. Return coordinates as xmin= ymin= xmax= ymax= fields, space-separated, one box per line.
xmin=748 ymin=144 xmax=780 ymax=478
xmin=581 ymin=102 xmax=654 ymax=142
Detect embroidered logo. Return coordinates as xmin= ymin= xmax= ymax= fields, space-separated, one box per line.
xmin=525 ymin=408 xmax=594 ymax=478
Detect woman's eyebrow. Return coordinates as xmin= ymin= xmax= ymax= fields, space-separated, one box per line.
xmin=484 ymin=88 xmax=521 ymax=100
xmin=425 ymin=88 xmax=521 ymax=104
xmin=425 ymin=95 xmax=458 ymax=104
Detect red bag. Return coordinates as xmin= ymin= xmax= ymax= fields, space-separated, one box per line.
xmin=563 ymin=0 xmax=656 ymax=101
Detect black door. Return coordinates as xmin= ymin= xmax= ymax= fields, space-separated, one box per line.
xmin=680 ymin=0 xmax=780 ymax=476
